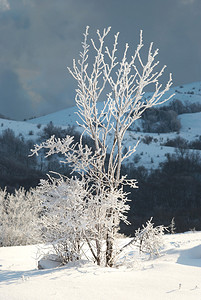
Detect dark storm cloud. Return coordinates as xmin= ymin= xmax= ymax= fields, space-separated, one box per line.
xmin=0 ymin=65 xmax=33 ymax=120
xmin=0 ymin=0 xmax=98 ymax=119
xmin=0 ymin=0 xmax=200 ymax=120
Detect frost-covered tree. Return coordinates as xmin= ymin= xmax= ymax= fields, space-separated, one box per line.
xmin=0 ymin=187 xmax=40 ymax=246
xmin=31 ymin=27 xmax=173 ymax=266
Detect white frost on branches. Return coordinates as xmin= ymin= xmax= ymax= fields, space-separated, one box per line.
xmin=118 ymin=218 xmax=167 ymax=261
xmin=134 ymin=218 xmax=167 ymax=257
xmin=31 ymin=27 xmax=173 ymax=266
xmin=0 ymin=187 xmax=40 ymax=247
xmin=34 ymin=173 xmax=131 ymax=265
xmin=67 ymin=27 xmax=173 ymax=184
xmin=35 ymin=174 xmax=89 ymax=263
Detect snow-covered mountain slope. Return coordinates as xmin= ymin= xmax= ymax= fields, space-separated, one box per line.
xmin=153 ymin=81 xmax=201 ymax=106
xmin=0 ymin=231 xmax=201 ymax=300
xmin=27 ymin=81 xmax=201 ymax=127
xmin=0 ymin=81 xmax=200 ymax=169
xmin=27 ymin=105 xmax=79 ymax=127
xmin=0 ymin=118 xmax=43 ymax=140
xmin=179 ymin=111 xmax=201 ymax=137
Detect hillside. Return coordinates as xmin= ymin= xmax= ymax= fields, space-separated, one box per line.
xmin=26 ymin=81 xmax=201 ymax=127
xmin=26 ymin=81 xmax=201 ymax=169
xmin=0 ymin=81 xmax=200 ymax=170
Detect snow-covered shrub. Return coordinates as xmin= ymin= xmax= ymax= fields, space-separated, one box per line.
xmin=35 ymin=174 xmax=90 ymax=264
xmin=116 ymin=218 xmax=167 ymax=264
xmin=34 ymin=173 xmax=131 ymax=265
xmin=31 ymin=27 xmax=172 ymax=266
xmin=0 ymin=187 xmax=40 ymax=247
xmin=134 ymin=218 xmax=167 ymax=257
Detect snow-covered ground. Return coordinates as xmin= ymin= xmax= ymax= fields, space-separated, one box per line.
xmin=0 ymin=231 xmax=201 ymax=300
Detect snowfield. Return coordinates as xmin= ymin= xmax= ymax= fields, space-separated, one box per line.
xmin=0 ymin=231 xmax=201 ymax=300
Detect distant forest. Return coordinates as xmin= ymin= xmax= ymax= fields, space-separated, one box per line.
xmin=121 ymin=150 xmax=201 ymax=235
xmin=0 ymin=108 xmax=201 ymax=235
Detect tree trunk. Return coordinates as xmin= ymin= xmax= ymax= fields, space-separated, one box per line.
xmin=106 ymin=231 xmax=113 ymax=267
xmin=96 ymin=239 xmax=101 ymax=266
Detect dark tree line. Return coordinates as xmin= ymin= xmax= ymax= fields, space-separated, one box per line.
xmin=0 ymin=128 xmax=44 ymax=192
xmin=164 ymin=135 xmax=201 ymax=151
xmin=0 ymin=124 xmax=95 ymax=193
xmin=121 ymin=150 xmax=201 ymax=235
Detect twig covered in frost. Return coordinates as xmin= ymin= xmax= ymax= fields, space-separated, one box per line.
xmin=118 ymin=218 xmax=168 ymax=258
xmin=31 ymin=27 xmax=173 ymax=267
xmin=0 ymin=187 xmax=40 ymax=246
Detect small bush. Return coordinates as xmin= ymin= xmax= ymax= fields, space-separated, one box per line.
xmin=121 ymin=218 xmax=167 ymax=258
xmin=189 ymin=136 xmax=201 ymax=150
xmin=133 ymin=154 xmax=141 ymax=163
xmin=164 ymin=136 xmax=188 ymax=148
xmin=134 ymin=218 xmax=167 ymax=257
xmin=142 ymin=135 xmax=153 ymax=145
xmin=0 ymin=187 xmax=40 ymax=247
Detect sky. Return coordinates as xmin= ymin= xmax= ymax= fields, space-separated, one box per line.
xmin=0 ymin=0 xmax=201 ymax=120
